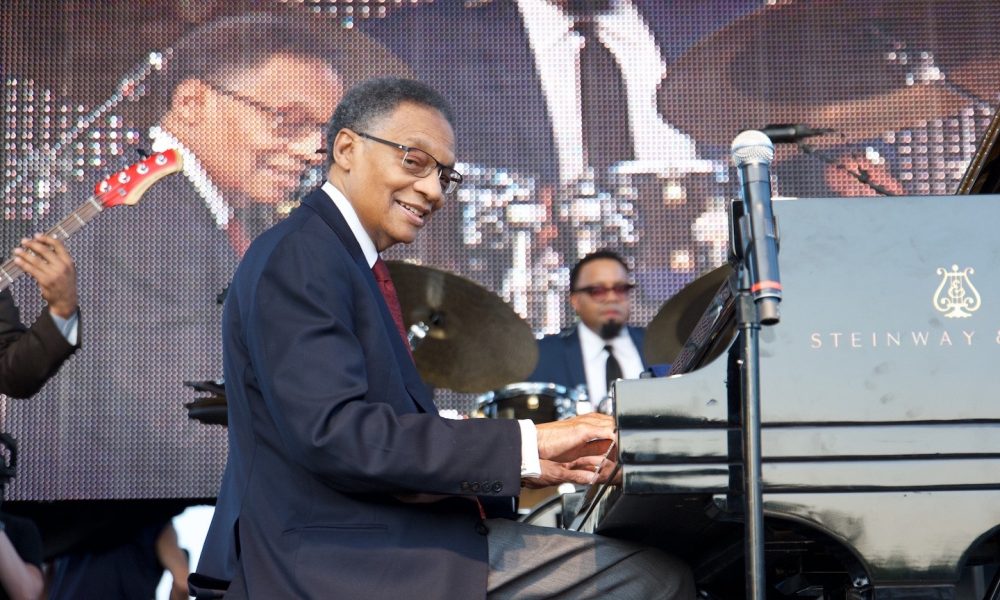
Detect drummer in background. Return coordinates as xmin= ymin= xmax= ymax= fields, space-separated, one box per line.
xmin=529 ymin=249 xmax=647 ymax=412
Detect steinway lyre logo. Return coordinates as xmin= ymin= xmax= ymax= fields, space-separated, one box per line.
xmin=933 ymin=265 xmax=981 ymax=318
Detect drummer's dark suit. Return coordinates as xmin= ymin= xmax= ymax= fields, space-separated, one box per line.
xmin=529 ymin=325 xmax=647 ymax=393
xmin=193 ymin=187 xmax=523 ymax=599
xmin=0 ymin=288 xmax=78 ymax=399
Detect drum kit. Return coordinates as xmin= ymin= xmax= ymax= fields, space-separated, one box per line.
xmin=384 ymin=260 xmax=587 ymax=424
xmin=186 ymin=257 xmax=728 ymax=428
xmin=182 ymin=203 xmax=736 ymax=520
xmin=475 ymin=382 xmax=584 ymax=423
xmin=384 ymin=259 xmax=723 ymax=423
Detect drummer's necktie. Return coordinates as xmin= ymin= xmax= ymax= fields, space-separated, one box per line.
xmin=604 ymin=344 xmax=623 ymax=393
xmin=575 ymin=18 xmax=634 ymax=172
xmin=372 ymin=258 xmax=413 ymax=359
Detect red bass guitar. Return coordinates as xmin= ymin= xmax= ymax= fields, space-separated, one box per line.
xmin=0 ymin=149 xmax=183 ymax=290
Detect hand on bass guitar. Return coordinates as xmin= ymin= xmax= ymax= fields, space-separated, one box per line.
xmin=13 ymin=235 xmax=78 ymax=319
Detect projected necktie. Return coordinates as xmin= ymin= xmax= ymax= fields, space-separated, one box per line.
xmin=575 ymin=19 xmax=634 ymax=172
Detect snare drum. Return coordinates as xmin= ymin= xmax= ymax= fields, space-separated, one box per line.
xmin=476 ymin=382 xmax=583 ymax=424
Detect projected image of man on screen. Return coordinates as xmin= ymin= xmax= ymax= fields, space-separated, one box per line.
xmin=362 ymin=0 xmax=759 ymax=326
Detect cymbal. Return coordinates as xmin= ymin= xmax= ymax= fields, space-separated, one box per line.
xmin=644 ymin=263 xmax=734 ymax=365
xmin=658 ymin=0 xmax=1000 ymax=147
xmin=387 ymin=261 xmax=538 ymax=394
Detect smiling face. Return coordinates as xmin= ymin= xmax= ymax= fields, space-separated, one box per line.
xmin=329 ymin=101 xmax=455 ymax=251
xmin=162 ymin=53 xmax=341 ymax=206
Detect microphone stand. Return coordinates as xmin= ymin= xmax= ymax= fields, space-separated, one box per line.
xmin=729 ymin=200 xmax=768 ymax=600
xmin=795 ymin=141 xmax=898 ymax=196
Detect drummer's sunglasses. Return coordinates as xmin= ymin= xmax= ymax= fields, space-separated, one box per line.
xmin=571 ymin=283 xmax=636 ymax=300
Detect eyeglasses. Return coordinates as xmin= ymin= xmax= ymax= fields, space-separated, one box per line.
xmin=571 ymin=283 xmax=636 ymax=300
xmin=203 ymin=80 xmax=325 ymax=142
xmin=356 ymin=132 xmax=463 ymax=195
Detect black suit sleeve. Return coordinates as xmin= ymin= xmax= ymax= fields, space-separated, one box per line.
xmin=0 ymin=289 xmax=79 ymax=398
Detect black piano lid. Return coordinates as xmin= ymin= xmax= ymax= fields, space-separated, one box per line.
xmin=623 ymin=193 xmax=1000 ymax=427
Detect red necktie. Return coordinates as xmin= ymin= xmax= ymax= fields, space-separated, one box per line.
xmin=374 ymin=259 xmax=483 ymax=518
xmin=372 ymin=258 xmax=413 ymax=358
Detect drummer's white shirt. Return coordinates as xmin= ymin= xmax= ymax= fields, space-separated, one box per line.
xmin=577 ymin=321 xmax=645 ymax=405
xmin=321 ymin=182 xmax=542 ymax=478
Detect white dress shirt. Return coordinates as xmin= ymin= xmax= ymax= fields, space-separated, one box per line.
xmin=577 ymin=321 xmax=644 ymax=405
xmin=50 ymin=311 xmax=78 ymax=345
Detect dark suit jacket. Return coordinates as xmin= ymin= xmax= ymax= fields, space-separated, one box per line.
xmin=0 ymin=289 xmax=78 ymax=399
xmin=362 ymin=0 xmax=759 ymax=185
xmin=193 ymin=188 xmax=522 ymax=599
xmin=529 ymin=324 xmax=646 ymax=393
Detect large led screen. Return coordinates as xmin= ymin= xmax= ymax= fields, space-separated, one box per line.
xmin=2 ymin=0 xmax=999 ymax=500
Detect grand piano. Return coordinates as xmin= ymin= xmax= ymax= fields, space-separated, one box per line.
xmin=571 ymin=113 xmax=1000 ymax=599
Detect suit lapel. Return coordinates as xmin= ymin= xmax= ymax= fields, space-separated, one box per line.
xmin=299 ymin=190 xmax=438 ymax=414
xmin=628 ymin=326 xmax=647 ymax=367
xmin=563 ymin=328 xmax=588 ymax=391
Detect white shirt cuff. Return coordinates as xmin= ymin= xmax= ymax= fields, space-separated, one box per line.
xmin=50 ymin=310 xmax=79 ymax=346
xmin=517 ymin=419 xmax=542 ymax=478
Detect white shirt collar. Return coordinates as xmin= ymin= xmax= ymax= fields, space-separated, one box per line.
xmin=150 ymin=125 xmax=230 ymax=228
xmin=321 ymin=181 xmax=379 ymax=268
xmin=518 ymin=0 xmax=574 ymax=50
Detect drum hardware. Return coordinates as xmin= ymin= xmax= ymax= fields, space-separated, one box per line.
xmin=386 ymin=260 xmax=537 ymax=393
xmin=596 ymin=386 xmax=614 ymax=416
xmin=183 ymin=379 xmax=228 ymax=426
xmin=406 ymin=311 xmax=443 ymax=351
xmin=476 ymin=382 xmax=585 ymax=424
xmin=407 ymin=321 xmax=429 ymax=350
xmin=570 ymin=383 xmax=593 ymax=415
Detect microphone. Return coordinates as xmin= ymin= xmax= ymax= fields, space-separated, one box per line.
xmin=759 ymin=123 xmax=833 ymax=144
xmin=731 ymin=130 xmax=781 ymax=325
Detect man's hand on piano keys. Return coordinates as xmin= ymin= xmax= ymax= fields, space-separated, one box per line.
xmin=523 ymin=455 xmax=619 ymax=488
xmin=535 ymin=412 xmax=616 ymax=463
